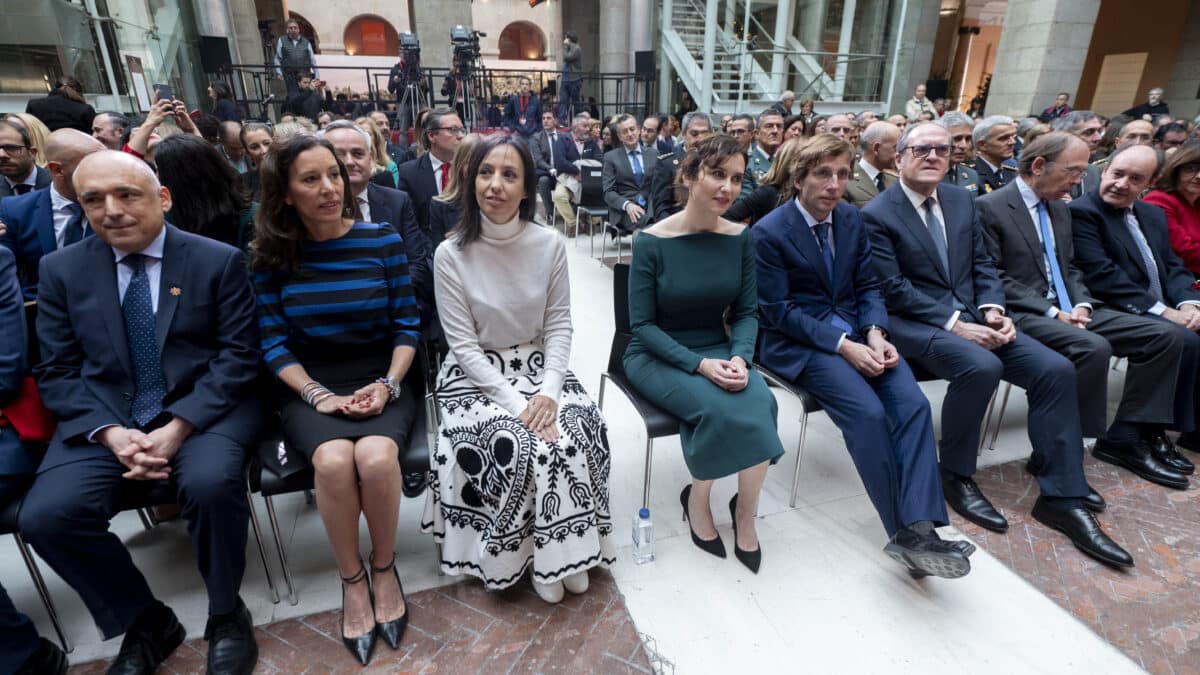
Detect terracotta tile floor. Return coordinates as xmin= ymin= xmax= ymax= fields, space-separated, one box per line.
xmin=67 ymin=569 xmax=652 ymax=674
xmin=951 ymin=451 xmax=1200 ymax=675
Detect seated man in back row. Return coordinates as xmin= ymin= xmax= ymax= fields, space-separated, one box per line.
xmin=18 ymin=151 xmax=263 ymax=675
xmin=755 ymin=134 xmax=974 ymax=579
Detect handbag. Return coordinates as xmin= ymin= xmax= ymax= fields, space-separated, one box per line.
xmin=1 ymin=377 xmax=56 ymax=443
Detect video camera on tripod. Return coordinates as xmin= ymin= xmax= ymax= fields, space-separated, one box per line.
xmin=447 ymin=25 xmax=486 ymax=80
xmin=397 ymin=32 xmax=422 ymax=83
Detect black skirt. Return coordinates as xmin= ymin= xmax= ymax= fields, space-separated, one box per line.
xmin=278 ymin=349 xmax=417 ymax=460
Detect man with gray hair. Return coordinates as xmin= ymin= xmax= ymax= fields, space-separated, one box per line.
xmin=550 ymin=114 xmax=604 ymax=231
xmin=843 ymin=121 xmax=899 ymax=207
xmin=1123 ymin=87 xmax=1169 ymax=121
xmin=743 ymin=108 xmax=785 ymax=196
xmin=771 ymin=90 xmax=795 ymax=118
xmin=651 ymin=111 xmax=713 ymax=221
xmin=939 ymin=112 xmax=979 ymax=191
xmin=1052 ymin=110 xmax=1106 ymax=195
xmin=972 ymin=114 xmax=1018 ymax=195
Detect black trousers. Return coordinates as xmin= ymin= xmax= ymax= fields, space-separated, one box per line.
xmin=19 ymin=432 xmax=249 ymax=639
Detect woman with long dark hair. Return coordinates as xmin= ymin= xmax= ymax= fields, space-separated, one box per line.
xmin=422 ymin=134 xmax=614 ymax=604
xmin=251 ymin=135 xmax=419 ymax=665
xmin=153 ymin=133 xmax=254 ymax=249
xmin=209 ymin=80 xmax=239 ymax=123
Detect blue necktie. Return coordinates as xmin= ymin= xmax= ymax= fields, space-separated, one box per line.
xmin=629 ymin=150 xmax=646 ymax=206
xmin=122 ymin=254 xmax=166 ymax=427
xmin=814 ymin=222 xmax=854 ymax=334
xmin=1036 ymin=202 xmax=1072 ymax=312
xmin=62 ymin=203 xmax=85 ymax=246
xmin=1124 ymin=208 xmax=1163 ymax=301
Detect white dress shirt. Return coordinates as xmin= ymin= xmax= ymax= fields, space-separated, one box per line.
xmin=430 ymin=154 xmax=447 ymax=194
xmin=793 ymin=198 xmax=846 ymax=350
xmin=858 ymin=158 xmax=881 ymax=186
xmin=112 ymin=226 xmax=167 ymax=312
xmin=49 ymin=184 xmax=88 ymax=248
xmin=356 ymin=188 xmax=371 ymax=223
xmin=1014 ymin=178 xmax=1091 ymax=317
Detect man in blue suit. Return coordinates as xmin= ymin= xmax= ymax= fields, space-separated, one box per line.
xmin=755 ymin=134 xmax=971 ymax=579
xmin=18 ymin=151 xmax=263 ymax=674
xmin=862 ymin=122 xmax=1132 ymax=568
xmin=0 ymin=129 xmax=105 ymax=298
xmin=503 ymin=77 xmax=542 ymax=143
xmin=0 ymin=248 xmax=67 ymax=674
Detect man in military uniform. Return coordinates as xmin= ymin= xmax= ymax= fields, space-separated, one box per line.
xmin=843 ymin=121 xmax=899 ymax=207
xmin=737 ymin=109 xmax=784 ymax=202
xmin=650 ymin=111 xmax=714 ymax=221
xmin=971 ymin=115 xmax=1018 ymax=195
xmin=940 ymin=112 xmax=979 ymax=192
xmin=274 ymin=18 xmax=318 ymax=99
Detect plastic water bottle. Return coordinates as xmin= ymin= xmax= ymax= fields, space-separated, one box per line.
xmin=632 ymin=508 xmax=655 ymax=564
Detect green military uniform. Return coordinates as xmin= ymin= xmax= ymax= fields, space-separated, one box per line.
xmin=843 ymin=162 xmax=897 ymax=208
xmin=942 ymin=162 xmax=980 ymax=193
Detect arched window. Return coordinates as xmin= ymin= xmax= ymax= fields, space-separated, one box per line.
xmin=287 ymin=12 xmax=320 ymax=53
xmin=343 ymin=15 xmax=399 ymax=57
xmin=498 ymin=22 xmax=546 ymax=61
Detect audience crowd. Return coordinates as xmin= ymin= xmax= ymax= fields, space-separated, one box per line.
xmin=2 ymin=69 xmax=1200 ymax=675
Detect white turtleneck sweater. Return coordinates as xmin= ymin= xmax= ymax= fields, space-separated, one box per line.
xmin=433 ymin=215 xmax=572 ymax=416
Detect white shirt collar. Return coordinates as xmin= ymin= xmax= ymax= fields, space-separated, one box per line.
xmin=1014 ymin=177 xmax=1040 ymax=211
xmin=49 ymin=184 xmax=74 ymax=212
xmin=899 ymin=180 xmax=937 ymax=212
xmin=429 ymin=154 xmax=445 ymax=172
xmin=5 ymin=167 xmax=37 ymax=190
xmin=112 ymin=225 xmax=167 ymax=264
xmin=858 ymin=158 xmax=881 ymax=182
xmin=355 ymin=186 xmax=369 ymax=203
xmin=792 ymin=197 xmax=830 ymax=228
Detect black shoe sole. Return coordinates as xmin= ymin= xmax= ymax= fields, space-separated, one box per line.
xmin=1030 ymin=513 xmax=1134 ymax=568
xmin=884 ymin=543 xmax=971 ymax=579
xmin=1092 ymin=447 xmax=1189 ymax=490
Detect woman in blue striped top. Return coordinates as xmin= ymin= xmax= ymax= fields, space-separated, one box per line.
xmin=251 ymin=135 xmax=417 ymax=665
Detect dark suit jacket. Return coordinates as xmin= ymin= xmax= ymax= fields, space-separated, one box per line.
xmin=395 ymin=154 xmax=439 ymax=233
xmin=754 ymin=201 xmax=889 ymax=381
xmin=554 ymin=137 xmax=603 ymax=176
xmin=602 ymin=145 xmax=657 ymax=231
xmin=0 ymin=166 xmax=52 ymax=199
xmin=1070 ymin=190 xmax=1200 ymax=314
xmin=529 ymin=129 xmax=562 ymax=177
xmin=25 ymin=92 xmax=96 ymax=133
xmin=655 ymin=136 xmax=675 ymax=156
xmin=650 ymin=145 xmax=685 ymax=222
xmin=366 ymin=183 xmax=432 ymax=322
xmin=972 ymin=159 xmax=1017 ymax=196
xmin=503 ymin=94 xmax=542 ymax=137
xmin=978 ymin=180 xmax=1095 ymax=316
xmin=0 ymin=246 xmax=34 ymax=476
xmin=842 ymin=164 xmax=897 ymax=208
xmin=0 ymin=188 xmax=58 ymax=298
xmin=862 ymin=182 xmax=1005 ymax=343
xmin=428 ymin=198 xmax=461 ymax=248
xmin=34 ymin=225 xmax=262 ymax=472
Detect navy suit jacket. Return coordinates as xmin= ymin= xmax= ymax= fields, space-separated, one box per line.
xmin=503 ymin=94 xmax=542 ymax=137
xmin=34 ymin=225 xmax=263 ymax=472
xmin=0 ymin=187 xmax=90 ymax=298
xmin=367 ymin=182 xmax=433 ymax=323
xmin=861 ymin=182 xmax=1005 ymax=347
xmin=1070 ymin=190 xmax=1200 ymax=314
xmin=0 ymin=246 xmax=36 ymax=476
xmin=0 ymin=166 xmax=51 ymax=199
xmin=396 ymin=154 xmax=438 ymax=234
xmin=754 ymin=201 xmax=888 ymax=381
xmin=553 ymin=136 xmax=603 ymax=177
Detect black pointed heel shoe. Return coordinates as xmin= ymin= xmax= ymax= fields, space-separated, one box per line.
xmin=680 ymin=485 xmax=725 ymax=558
xmin=340 ymin=562 xmax=377 ymax=666
xmin=370 ymin=550 xmax=409 ymax=650
xmin=728 ymin=494 xmax=762 ymax=574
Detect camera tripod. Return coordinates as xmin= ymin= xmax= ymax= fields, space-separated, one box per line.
xmin=396 ymin=80 xmax=426 ymax=137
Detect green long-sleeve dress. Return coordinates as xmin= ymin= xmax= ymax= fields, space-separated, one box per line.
xmin=623 ymin=227 xmax=785 ymax=480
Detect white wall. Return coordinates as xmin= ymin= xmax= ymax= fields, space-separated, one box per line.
xmin=287 ymin=0 xmax=411 ymax=54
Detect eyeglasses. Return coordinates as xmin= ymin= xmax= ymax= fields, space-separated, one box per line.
xmin=436 ymin=126 xmax=466 ymax=136
xmin=1059 ymin=166 xmax=1089 ymax=179
xmin=1179 ymin=163 xmax=1200 ymax=178
xmin=907 ymin=144 xmax=952 ymax=158
xmin=0 ymin=144 xmax=29 ymax=155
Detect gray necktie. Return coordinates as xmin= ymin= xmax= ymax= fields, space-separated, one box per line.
xmin=1124 ymin=208 xmax=1163 ymax=300
xmin=922 ymin=197 xmax=950 ymax=277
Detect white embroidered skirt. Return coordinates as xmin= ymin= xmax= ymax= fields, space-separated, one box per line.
xmin=421 ymin=343 xmax=615 ymax=589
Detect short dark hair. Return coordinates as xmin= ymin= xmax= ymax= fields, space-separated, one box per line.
xmin=423 ymin=106 xmax=459 ymax=147
xmin=564 ymin=31 xmax=578 ymax=43
xmin=195 ymin=113 xmax=222 ymax=143
xmin=674 ymin=134 xmax=746 ymax=207
xmin=454 ymin=134 xmax=537 ymax=248
xmin=96 ymin=111 xmax=130 ymax=133
xmin=1154 ymin=122 xmax=1188 ymax=144
xmin=1156 ymin=140 xmax=1200 ymax=194
xmin=210 ymin=80 xmax=233 ymax=100
xmin=0 ymin=119 xmax=32 ymax=148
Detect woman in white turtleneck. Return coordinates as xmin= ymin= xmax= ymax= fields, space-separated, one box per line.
xmin=422 ymin=134 xmax=614 ymax=603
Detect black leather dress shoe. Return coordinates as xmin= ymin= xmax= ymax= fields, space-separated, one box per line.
xmin=1093 ymin=439 xmax=1189 ymax=489
xmin=1026 ymin=460 xmax=1106 ymax=513
xmin=401 ymin=471 xmax=427 ymax=498
xmin=108 ymin=602 xmax=186 ymax=675
xmin=15 ymin=637 xmax=67 ymax=675
xmin=883 ymin=528 xmax=971 ymax=579
xmin=941 ymin=476 xmax=1009 ymax=532
xmin=1151 ymin=435 xmax=1195 ymax=475
xmin=1030 ymin=496 xmax=1133 ymax=568
xmin=204 ymin=598 xmax=258 ymax=675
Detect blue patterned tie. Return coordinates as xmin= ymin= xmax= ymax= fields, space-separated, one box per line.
xmin=814 ymin=222 xmax=853 ymax=334
xmin=62 ymin=203 xmax=85 ymax=246
xmin=122 ymin=254 xmax=166 ymax=426
xmin=1037 ymin=202 xmax=1072 ymax=312
xmin=1124 ymin=208 xmax=1163 ymax=301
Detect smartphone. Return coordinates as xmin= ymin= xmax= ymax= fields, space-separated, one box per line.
xmin=154 ymin=83 xmax=173 ymax=101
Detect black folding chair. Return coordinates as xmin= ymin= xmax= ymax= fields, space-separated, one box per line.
xmin=597 ymin=264 xmax=682 ymax=509
xmin=0 ymin=494 xmax=70 ymax=652
xmin=574 ymin=166 xmax=609 ymax=260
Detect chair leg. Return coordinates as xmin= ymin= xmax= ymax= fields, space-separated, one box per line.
xmin=978 ymin=387 xmax=999 ymax=456
xmin=245 ymin=486 xmax=280 ymax=604
xmin=137 ymin=508 xmax=154 ymax=530
xmin=304 ymin=490 xmax=315 ymax=506
xmin=987 ymin=382 xmax=1013 ymax=452
xmin=789 ymin=411 xmax=810 ymax=509
xmin=14 ymin=533 xmax=72 ymax=653
xmin=641 ymin=436 xmax=654 ymax=511
xmin=263 ymin=495 xmax=298 ymax=606
xmin=598 ymin=376 xmax=607 ymax=410
xmin=436 ymin=542 xmax=445 ymax=577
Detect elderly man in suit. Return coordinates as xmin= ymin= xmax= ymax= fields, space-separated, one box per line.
xmin=1070 ymin=144 xmax=1200 ymax=469
xmin=0 ymin=120 xmax=51 ymax=199
xmin=862 ymin=122 xmax=1131 ymax=567
xmin=602 ymin=113 xmax=657 ymax=235
xmin=528 ymin=110 xmax=562 ymax=224
xmin=979 ymin=133 xmax=1195 ymax=490
xmin=549 ymin=114 xmax=605 ymax=232
xmin=18 ymin=151 xmax=263 ymax=674
xmin=755 ymin=135 xmax=971 ymax=579
xmin=843 ymin=121 xmax=899 ymax=207
xmin=0 ymin=129 xmax=105 ymax=298
xmin=396 ymin=107 xmax=463 ymax=233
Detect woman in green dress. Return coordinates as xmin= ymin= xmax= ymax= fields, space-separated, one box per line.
xmin=624 ymin=134 xmax=785 ymax=573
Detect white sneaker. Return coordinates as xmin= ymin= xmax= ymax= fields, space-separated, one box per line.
xmin=562 ymin=570 xmax=589 ymax=595
xmin=533 ymin=579 xmax=565 ymax=604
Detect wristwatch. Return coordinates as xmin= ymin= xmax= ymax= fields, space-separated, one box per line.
xmin=861 ymin=324 xmax=887 ymax=339
xmin=375 ymin=377 xmax=402 ymax=402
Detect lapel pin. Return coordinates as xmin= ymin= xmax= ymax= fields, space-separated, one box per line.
xmin=170 ymin=286 xmax=182 ymax=296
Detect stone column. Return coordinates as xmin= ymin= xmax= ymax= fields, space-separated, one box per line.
xmin=795 ymin=0 xmax=828 ymax=51
xmin=1165 ymin=2 xmax=1200 ymax=122
xmin=599 ymin=0 xmax=631 ymax=112
xmin=771 ymin=0 xmax=795 ymax=94
xmin=411 ymin=0 xmax=472 ymax=69
xmin=882 ymin=0 xmax=940 ymax=114
xmin=987 ymin=0 xmax=1100 ymax=117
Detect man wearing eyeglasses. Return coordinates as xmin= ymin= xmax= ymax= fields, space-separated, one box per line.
xmin=979 ymin=131 xmax=1193 ymax=499
xmin=0 ymin=120 xmax=50 ymax=199
xmin=601 ymin=113 xmax=657 ymax=235
xmin=862 ymin=122 xmax=1132 ymax=568
xmin=396 ymin=107 xmax=464 ymax=233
